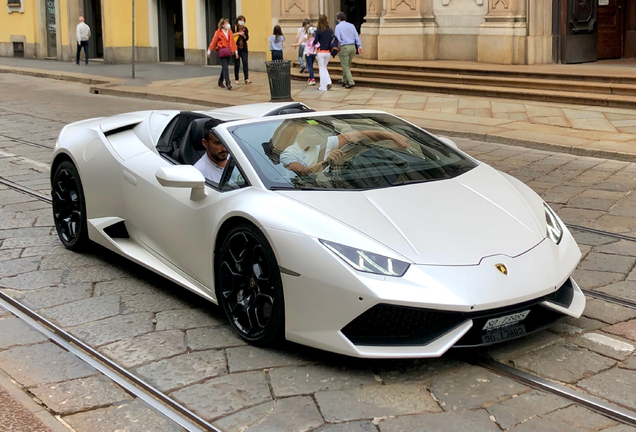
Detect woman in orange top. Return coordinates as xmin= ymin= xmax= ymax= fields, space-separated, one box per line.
xmin=208 ymin=18 xmax=238 ymax=90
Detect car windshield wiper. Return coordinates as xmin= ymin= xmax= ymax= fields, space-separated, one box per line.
xmin=270 ymin=186 xmax=325 ymax=191
xmin=389 ymin=179 xmax=434 ymax=187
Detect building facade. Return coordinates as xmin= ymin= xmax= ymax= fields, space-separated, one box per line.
xmin=1 ymin=0 xmax=634 ymax=66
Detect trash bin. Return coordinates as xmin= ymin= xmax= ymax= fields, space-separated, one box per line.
xmin=266 ymin=60 xmax=293 ymax=102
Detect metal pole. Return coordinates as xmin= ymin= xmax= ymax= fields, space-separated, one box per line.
xmin=132 ymin=0 xmax=135 ymax=78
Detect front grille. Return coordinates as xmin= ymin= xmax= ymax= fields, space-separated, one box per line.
xmin=545 ymin=278 xmax=574 ymax=307
xmin=341 ymin=304 xmax=466 ymax=346
xmin=342 ymin=278 xmax=574 ymax=347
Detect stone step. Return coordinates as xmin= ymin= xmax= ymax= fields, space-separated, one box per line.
xmin=292 ymin=62 xmax=636 ymax=97
xmin=347 ymin=59 xmax=636 ymax=85
xmin=290 ymin=68 xmax=636 ymax=109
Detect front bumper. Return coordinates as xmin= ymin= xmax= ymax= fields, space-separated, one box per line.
xmin=266 ymin=227 xmax=584 ymax=358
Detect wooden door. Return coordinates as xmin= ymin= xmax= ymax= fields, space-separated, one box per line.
xmin=598 ymin=0 xmax=624 ymax=59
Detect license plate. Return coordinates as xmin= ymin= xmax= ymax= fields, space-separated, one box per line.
xmin=482 ymin=324 xmax=526 ymax=344
xmin=482 ymin=310 xmax=530 ymax=330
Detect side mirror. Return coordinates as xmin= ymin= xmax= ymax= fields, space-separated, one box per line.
xmin=438 ymin=136 xmax=459 ymax=150
xmin=155 ymin=166 xmax=207 ymax=201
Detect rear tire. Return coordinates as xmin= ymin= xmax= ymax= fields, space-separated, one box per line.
xmin=216 ymin=223 xmax=285 ymax=346
xmin=51 ymin=161 xmax=90 ymax=251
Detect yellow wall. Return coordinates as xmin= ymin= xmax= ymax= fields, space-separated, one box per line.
xmin=0 ymin=0 xmax=38 ymax=44
xmin=186 ymin=0 xmax=197 ymax=49
xmin=102 ymin=0 xmax=151 ymax=48
xmin=59 ymin=0 xmax=68 ymax=45
xmin=241 ymin=0 xmax=271 ymax=54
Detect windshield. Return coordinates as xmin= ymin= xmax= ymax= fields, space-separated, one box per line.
xmin=229 ymin=113 xmax=477 ymax=190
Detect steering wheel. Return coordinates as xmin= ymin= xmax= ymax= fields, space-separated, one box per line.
xmin=331 ymin=143 xmax=411 ymax=188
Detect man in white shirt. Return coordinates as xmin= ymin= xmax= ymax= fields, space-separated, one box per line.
xmin=76 ymin=16 xmax=91 ymax=66
xmin=280 ymin=127 xmax=341 ymax=176
xmin=194 ymin=119 xmax=228 ymax=184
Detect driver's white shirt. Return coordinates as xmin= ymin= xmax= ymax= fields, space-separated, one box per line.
xmin=194 ymin=153 xmax=225 ymax=184
xmin=280 ymin=136 xmax=339 ymax=168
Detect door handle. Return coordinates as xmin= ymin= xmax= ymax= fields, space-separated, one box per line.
xmin=123 ymin=170 xmax=137 ymax=186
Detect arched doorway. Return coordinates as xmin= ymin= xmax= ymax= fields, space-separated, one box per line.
xmin=341 ymin=0 xmax=366 ymax=32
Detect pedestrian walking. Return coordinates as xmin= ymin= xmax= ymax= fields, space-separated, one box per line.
xmin=304 ymin=27 xmax=317 ymax=86
xmin=335 ymin=11 xmax=362 ymax=89
xmin=233 ymin=15 xmax=251 ymax=85
xmin=75 ymin=16 xmax=91 ymax=66
xmin=314 ymin=15 xmax=334 ymax=91
xmin=291 ymin=19 xmax=310 ymax=73
xmin=268 ymin=26 xmax=285 ymax=60
xmin=208 ymin=18 xmax=238 ymax=90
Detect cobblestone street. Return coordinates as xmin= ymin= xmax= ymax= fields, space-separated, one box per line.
xmin=1 ymin=74 xmax=636 ymax=431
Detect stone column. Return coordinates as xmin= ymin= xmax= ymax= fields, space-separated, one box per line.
xmin=360 ymin=0 xmax=382 ymax=59
xmin=477 ymin=0 xmax=527 ymax=64
xmin=526 ymin=0 xmax=553 ymax=64
xmin=275 ymin=0 xmax=310 ymax=62
xmin=377 ymin=0 xmax=437 ymax=61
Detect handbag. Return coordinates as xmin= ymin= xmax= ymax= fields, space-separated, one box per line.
xmin=217 ymin=46 xmax=232 ymax=58
xmin=330 ymin=33 xmax=340 ymax=58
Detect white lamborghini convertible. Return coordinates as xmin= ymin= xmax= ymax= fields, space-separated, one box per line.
xmin=51 ymin=102 xmax=585 ymax=358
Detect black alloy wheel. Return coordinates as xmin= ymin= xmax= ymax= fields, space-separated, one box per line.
xmin=217 ymin=224 xmax=285 ymax=345
xmin=51 ymin=161 xmax=89 ymax=250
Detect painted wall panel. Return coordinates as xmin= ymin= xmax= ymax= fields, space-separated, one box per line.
xmin=0 ymin=0 xmax=38 ymax=43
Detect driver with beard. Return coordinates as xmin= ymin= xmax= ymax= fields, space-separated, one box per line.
xmin=280 ymin=123 xmax=411 ymax=177
xmin=194 ymin=118 xmax=229 ymax=184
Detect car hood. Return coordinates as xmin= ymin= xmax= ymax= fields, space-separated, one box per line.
xmin=276 ymin=164 xmax=546 ymax=265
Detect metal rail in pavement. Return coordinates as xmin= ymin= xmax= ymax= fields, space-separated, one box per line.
xmin=2 ymin=176 xmax=636 ymax=429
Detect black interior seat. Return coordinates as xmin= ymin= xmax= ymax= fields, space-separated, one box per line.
xmin=173 ymin=118 xmax=210 ymax=165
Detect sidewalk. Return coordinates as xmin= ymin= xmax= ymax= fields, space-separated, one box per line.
xmin=0 ymin=371 xmax=69 ymax=432
xmin=3 ymin=58 xmax=636 ymax=161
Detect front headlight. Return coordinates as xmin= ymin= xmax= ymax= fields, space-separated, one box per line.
xmin=320 ymin=240 xmax=410 ymax=277
xmin=544 ymin=203 xmax=564 ymax=245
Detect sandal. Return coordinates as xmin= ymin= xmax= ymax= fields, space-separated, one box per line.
xmin=235 ymin=80 xmax=240 ymax=85
xmin=245 ymin=79 xmax=252 ymax=84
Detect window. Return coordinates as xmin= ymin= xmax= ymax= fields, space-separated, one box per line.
xmin=228 ymin=113 xmax=476 ymax=191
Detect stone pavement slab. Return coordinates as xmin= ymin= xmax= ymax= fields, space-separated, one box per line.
xmin=133 ymin=350 xmax=227 ymax=392
xmin=542 ymin=405 xmax=618 ymax=431
xmin=68 ymin=312 xmax=154 ymax=346
xmin=605 ymin=319 xmax=636 ymax=342
xmin=0 ymin=317 xmax=48 ymax=349
xmin=512 ymin=342 xmax=616 ymax=384
xmin=377 ymin=409 xmax=500 ymax=432
xmin=485 ymin=390 xmax=570 ymax=429
xmin=171 ymin=371 xmax=272 ymax=421
xmin=186 ymin=325 xmax=247 ymax=350
xmin=428 ymin=366 xmax=528 ymax=410
xmin=571 ymin=332 xmax=636 ymax=361
xmin=583 ymin=299 xmax=636 ymax=324
xmin=213 ymin=396 xmax=324 ymax=432
xmin=98 ymin=330 xmax=186 ymax=369
xmin=314 ymin=383 xmax=441 ymax=422
xmin=155 ymin=308 xmax=225 ymax=331
xmin=13 ymin=283 xmax=92 ymax=310
xmin=578 ymin=368 xmax=636 ymax=410
xmin=269 ymin=363 xmax=380 ymax=397
xmin=314 ymin=421 xmax=377 ymax=432
xmin=0 ymin=342 xmax=96 ymax=387
xmin=39 ymin=295 xmax=120 ymax=327
xmin=226 ymin=345 xmax=309 ymax=372
xmin=29 ymin=375 xmax=132 ymax=415
xmin=62 ymin=399 xmax=184 ymax=432
xmin=0 ymin=270 xmax=64 ymax=291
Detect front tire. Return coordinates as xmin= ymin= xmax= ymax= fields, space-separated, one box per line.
xmin=51 ymin=161 xmax=90 ymax=251
xmin=216 ymin=223 xmax=285 ymax=346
